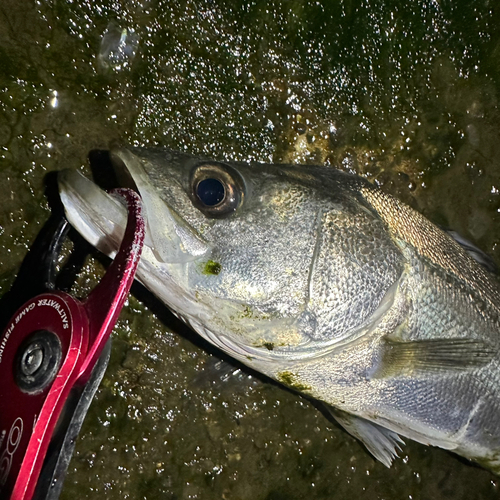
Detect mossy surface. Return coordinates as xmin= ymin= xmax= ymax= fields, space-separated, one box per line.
xmin=202 ymin=260 xmax=222 ymax=275
xmin=277 ymin=371 xmax=312 ymax=392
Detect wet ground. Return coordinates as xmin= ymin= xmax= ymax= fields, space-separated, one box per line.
xmin=1 ymin=1 xmax=500 ymax=499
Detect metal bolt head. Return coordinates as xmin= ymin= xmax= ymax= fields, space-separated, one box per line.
xmin=15 ymin=330 xmax=62 ymax=395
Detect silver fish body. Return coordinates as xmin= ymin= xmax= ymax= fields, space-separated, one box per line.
xmin=58 ymin=147 xmax=500 ymax=472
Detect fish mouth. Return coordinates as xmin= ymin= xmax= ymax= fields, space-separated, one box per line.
xmin=58 ymin=147 xmax=210 ymax=265
xmin=57 ymin=167 xmax=129 ymax=259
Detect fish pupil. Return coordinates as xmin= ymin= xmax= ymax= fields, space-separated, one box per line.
xmin=197 ymin=178 xmax=225 ymax=206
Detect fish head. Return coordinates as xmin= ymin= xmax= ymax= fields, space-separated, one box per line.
xmin=59 ymin=147 xmax=402 ymax=374
xmin=58 ymin=148 xmax=323 ymax=367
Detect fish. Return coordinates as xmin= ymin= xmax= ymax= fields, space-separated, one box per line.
xmin=58 ymin=147 xmax=500 ymax=473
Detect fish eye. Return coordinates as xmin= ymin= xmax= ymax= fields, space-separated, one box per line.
xmin=196 ymin=178 xmax=225 ymax=206
xmin=190 ymin=163 xmax=244 ymax=217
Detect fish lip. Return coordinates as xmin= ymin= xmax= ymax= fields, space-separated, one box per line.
xmin=57 ymin=168 xmax=128 ymax=257
xmin=108 ymin=147 xmax=141 ymax=193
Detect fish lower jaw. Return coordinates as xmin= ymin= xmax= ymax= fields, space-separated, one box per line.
xmin=180 ymin=315 xmax=347 ymax=367
xmin=182 ymin=317 xmax=258 ymax=362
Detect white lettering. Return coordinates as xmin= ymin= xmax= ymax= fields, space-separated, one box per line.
xmin=14 ymin=302 xmax=35 ymax=325
xmin=0 ymin=322 xmax=17 ymax=364
xmin=0 ymin=418 xmax=23 ymax=490
xmin=37 ymin=298 xmax=69 ymax=329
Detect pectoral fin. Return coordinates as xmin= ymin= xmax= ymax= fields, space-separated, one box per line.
xmin=373 ymin=337 xmax=496 ymax=378
xmin=324 ymin=406 xmax=404 ymax=467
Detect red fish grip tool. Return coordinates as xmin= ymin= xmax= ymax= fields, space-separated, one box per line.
xmin=0 ymin=188 xmax=145 ymax=500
